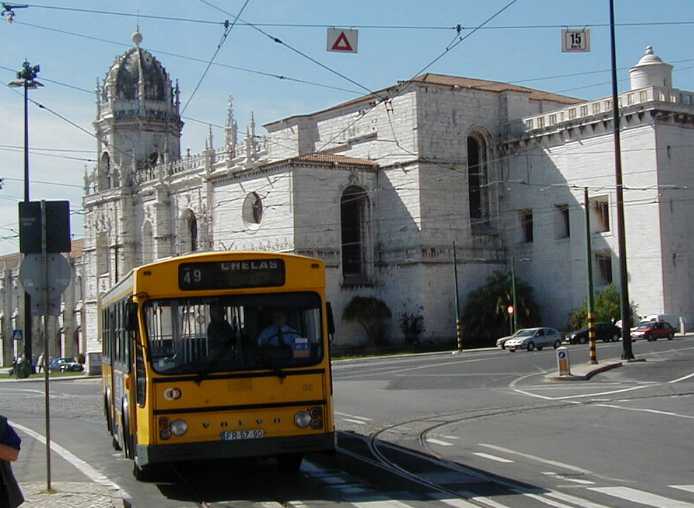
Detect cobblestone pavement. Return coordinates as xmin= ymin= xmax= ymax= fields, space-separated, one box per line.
xmin=19 ymin=481 xmax=129 ymax=507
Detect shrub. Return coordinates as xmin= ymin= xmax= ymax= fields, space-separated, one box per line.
xmin=343 ymin=296 xmax=392 ymax=346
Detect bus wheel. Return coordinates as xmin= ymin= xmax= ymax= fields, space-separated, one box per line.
xmin=277 ymin=453 xmax=303 ymax=473
xmin=133 ymin=463 xmax=154 ymax=482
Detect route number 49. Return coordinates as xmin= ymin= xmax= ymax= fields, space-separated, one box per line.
xmin=561 ymin=28 xmax=591 ymax=53
xmin=182 ymin=269 xmax=202 ymax=285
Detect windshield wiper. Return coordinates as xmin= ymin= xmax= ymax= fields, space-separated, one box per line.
xmin=194 ymin=340 xmax=235 ymax=385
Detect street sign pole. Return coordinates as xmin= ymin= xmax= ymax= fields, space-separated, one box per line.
xmin=41 ymin=201 xmax=52 ymax=492
xmin=584 ymin=188 xmax=598 ymax=365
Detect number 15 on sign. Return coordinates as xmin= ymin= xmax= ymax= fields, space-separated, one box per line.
xmin=561 ymin=28 xmax=591 ymax=53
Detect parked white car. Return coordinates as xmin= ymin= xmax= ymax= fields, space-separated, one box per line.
xmin=506 ymin=327 xmax=562 ymax=352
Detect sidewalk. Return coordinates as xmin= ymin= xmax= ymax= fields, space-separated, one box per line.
xmin=547 ymin=358 xmax=623 ymax=381
xmin=10 ymin=423 xmax=131 ymax=507
xmin=19 ymin=481 xmax=129 ymax=507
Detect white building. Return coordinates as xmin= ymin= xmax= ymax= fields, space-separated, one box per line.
xmin=0 ymin=241 xmax=85 ymax=367
xmin=78 ymin=35 xmax=693 ymax=371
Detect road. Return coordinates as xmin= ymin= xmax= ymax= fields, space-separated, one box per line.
xmin=3 ymin=337 xmax=694 ymax=507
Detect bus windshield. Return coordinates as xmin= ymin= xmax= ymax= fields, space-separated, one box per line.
xmin=143 ymin=292 xmax=323 ymax=375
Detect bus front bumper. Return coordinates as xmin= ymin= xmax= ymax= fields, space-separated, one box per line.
xmin=135 ymin=431 xmax=336 ymax=467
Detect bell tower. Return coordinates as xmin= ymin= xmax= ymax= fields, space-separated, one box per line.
xmin=94 ymin=30 xmax=183 ymax=191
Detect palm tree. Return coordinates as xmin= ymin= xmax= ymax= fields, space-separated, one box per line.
xmin=461 ymin=271 xmax=540 ymax=347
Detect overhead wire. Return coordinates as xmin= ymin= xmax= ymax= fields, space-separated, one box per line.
xmin=198 ymin=0 xmax=379 ymax=97
xmin=181 ymin=0 xmax=252 ymax=114
xmin=17 ymin=4 xmax=694 ymax=31
xmin=11 ymin=21 xmax=362 ymax=96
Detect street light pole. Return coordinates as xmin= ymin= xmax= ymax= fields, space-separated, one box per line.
xmin=9 ymin=61 xmax=42 ymax=370
xmin=608 ymin=0 xmax=634 ymax=360
xmin=511 ymin=254 xmax=518 ymax=333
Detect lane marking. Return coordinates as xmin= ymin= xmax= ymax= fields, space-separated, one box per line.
xmin=520 ymin=492 xmax=575 ymax=508
xmin=342 ymin=418 xmax=368 ymax=425
xmin=478 ymin=443 xmax=594 ymax=475
xmin=10 ymin=420 xmax=129 ymax=499
xmin=595 ymin=403 xmax=694 ymax=420
xmin=335 ymin=411 xmax=373 ymax=421
xmin=543 ymin=490 xmax=611 ymax=508
xmin=589 ymin=486 xmax=694 ymax=507
xmin=669 ymin=372 xmax=694 ymax=384
xmin=671 ymin=485 xmax=694 ymax=493
xmin=426 ymin=438 xmax=454 ymax=447
xmin=441 ymin=435 xmax=460 ymax=440
xmin=542 ymin=471 xmax=595 ymax=485
xmin=352 ymin=500 xmax=415 ymax=508
xmin=433 ymin=493 xmax=510 ymax=508
xmin=432 ymin=496 xmax=486 ymax=508
xmin=472 ymin=452 xmax=513 ymax=463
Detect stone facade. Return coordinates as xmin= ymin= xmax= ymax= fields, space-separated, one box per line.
xmin=71 ymin=39 xmax=694 ymax=371
xmin=0 ymin=242 xmax=85 ymax=367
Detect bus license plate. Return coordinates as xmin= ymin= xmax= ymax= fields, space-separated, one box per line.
xmin=220 ymin=429 xmax=264 ymax=441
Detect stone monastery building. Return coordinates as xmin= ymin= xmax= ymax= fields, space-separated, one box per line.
xmin=9 ymin=32 xmax=686 ymax=371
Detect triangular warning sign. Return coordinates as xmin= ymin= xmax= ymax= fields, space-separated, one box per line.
xmin=331 ymin=32 xmax=353 ymax=52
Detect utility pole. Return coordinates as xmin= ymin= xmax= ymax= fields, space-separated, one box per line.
xmin=453 ymin=241 xmax=462 ymax=351
xmin=9 ymin=60 xmax=42 ymax=371
xmin=584 ymin=188 xmax=597 ymax=364
xmin=511 ymin=254 xmax=518 ymax=333
xmin=608 ymin=0 xmax=634 ymax=360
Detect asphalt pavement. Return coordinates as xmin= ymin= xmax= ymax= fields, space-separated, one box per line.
xmin=2 ymin=337 xmax=693 ymax=507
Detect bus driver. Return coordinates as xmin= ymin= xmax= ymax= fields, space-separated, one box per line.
xmin=257 ymin=310 xmax=300 ymax=347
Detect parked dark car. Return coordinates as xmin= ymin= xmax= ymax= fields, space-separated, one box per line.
xmin=49 ymin=357 xmax=84 ymax=372
xmin=564 ymin=323 xmax=621 ymax=344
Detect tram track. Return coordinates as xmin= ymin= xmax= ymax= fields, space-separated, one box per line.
xmin=335 ymin=398 xmax=624 ymax=507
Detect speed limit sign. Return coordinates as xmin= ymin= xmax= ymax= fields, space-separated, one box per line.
xmin=561 ymin=28 xmax=591 ymax=53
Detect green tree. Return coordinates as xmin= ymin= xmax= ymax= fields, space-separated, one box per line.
xmin=461 ymin=271 xmax=541 ymax=347
xmin=567 ymin=284 xmax=639 ymax=330
xmin=342 ymin=296 xmax=392 ymax=346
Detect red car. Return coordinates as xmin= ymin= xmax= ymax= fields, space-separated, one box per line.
xmin=631 ymin=321 xmax=675 ymax=341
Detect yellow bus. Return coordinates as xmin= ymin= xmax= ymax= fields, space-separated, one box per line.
xmin=101 ymin=251 xmax=336 ymax=480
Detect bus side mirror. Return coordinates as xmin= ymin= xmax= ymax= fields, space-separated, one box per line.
xmin=126 ymin=301 xmax=138 ymax=332
xmin=326 ymin=302 xmax=335 ymax=336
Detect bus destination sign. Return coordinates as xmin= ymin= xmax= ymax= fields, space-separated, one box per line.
xmin=179 ymin=259 xmax=286 ymax=290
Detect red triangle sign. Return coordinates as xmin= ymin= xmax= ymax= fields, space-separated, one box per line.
xmin=331 ymin=31 xmax=353 ymax=52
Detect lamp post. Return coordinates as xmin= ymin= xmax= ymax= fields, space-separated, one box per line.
xmin=510 ymin=255 xmax=531 ymax=333
xmin=8 ymin=60 xmax=42 ymax=370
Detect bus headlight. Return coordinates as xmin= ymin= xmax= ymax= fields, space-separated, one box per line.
xmin=294 ymin=411 xmax=312 ymax=428
xmin=169 ymin=419 xmax=188 ymax=437
xmin=163 ymin=387 xmax=182 ymax=401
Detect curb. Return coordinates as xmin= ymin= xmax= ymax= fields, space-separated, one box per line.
xmin=548 ymin=360 xmax=623 ymax=381
xmin=332 ymin=346 xmax=500 ymax=363
xmin=0 ymin=374 xmax=100 ymax=383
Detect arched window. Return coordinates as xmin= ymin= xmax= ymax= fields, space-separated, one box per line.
xmin=340 ymin=186 xmax=370 ymax=284
xmin=467 ymin=134 xmax=489 ymax=223
xmin=96 ymin=233 xmax=110 ymax=275
xmin=142 ymin=222 xmax=154 ymax=263
xmin=242 ymin=192 xmax=263 ymax=226
xmin=100 ymin=152 xmax=111 ymax=190
xmin=179 ymin=210 xmax=198 ymax=253
xmin=188 ymin=214 xmax=198 ymax=252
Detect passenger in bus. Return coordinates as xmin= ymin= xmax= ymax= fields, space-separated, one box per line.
xmin=207 ymin=304 xmax=235 ymax=357
xmin=257 ymin=310 xmax=300 ymax=347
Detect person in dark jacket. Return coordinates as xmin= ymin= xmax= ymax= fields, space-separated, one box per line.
xmin=0 ymin=415 xmax=24 ymax=508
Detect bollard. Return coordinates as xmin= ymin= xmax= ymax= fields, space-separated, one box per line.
xmin=557 ymin=346 xmax=571 ymax=376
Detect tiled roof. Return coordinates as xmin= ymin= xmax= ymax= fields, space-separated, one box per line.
xmin=265 ymin=73 xmax=582 ymax=127
xmin=0 ymin=239 xmax=85 ymax=271
xmin=413 ymin=73 xmax=582 ymax=105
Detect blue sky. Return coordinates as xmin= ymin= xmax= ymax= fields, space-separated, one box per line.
xmin=1 ymin=0 xmax=694 ymax=254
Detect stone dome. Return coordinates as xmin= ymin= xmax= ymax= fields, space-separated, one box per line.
xmin=629 ymin=46 xmax=673 ymax=91
xmin=104 ymin=33 xmax=170 ymax=101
